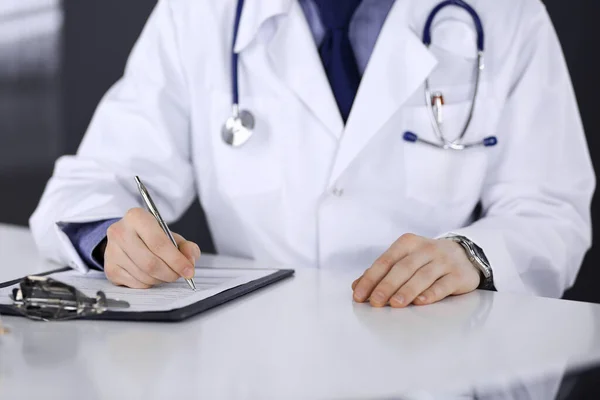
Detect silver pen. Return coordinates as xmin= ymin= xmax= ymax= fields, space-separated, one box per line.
xmin=134 ymin=176 xmax=197 ymax=291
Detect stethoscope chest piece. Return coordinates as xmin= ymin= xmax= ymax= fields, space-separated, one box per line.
xmin=221 ymin=106 xmax=255 ymax=147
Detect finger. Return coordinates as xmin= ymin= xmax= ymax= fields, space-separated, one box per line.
xmin=412 ymin=274 xmax=457 ymax=306
xmin=369 ymin=251 xmax=434 ymax=307
xmin=390 ymin=262 xmax=448 ymax=308
xmin=351 ymin=275 xmax=363 ymax=291
xmin=109 ymin=241 xmax=166 ymax=286
xmin=105 ymin=263 xmax=151 ymax=289
xmin=175 ymin=237 xmax=201 ymax=266
xmin=135 ymin=221 xmax=196 ymax=280
xmin=122 ymin=208 xmax=195 ymax=279
xmin=172 ymin=233 xmax=201 ymax=260
xmin=353 ymin=234 xmax=421 ymax=303
xmin=109 ymin=222 xmax=180 ymax=283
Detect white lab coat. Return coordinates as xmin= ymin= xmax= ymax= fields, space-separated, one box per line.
xmin=30 ymin=0 xmax=594 ymax=298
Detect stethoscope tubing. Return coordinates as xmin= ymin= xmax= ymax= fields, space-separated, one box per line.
xmin=231 ymin=0 xmax=245 ymax=108
xmin=423 ymin=0 xmax=485 ymax=52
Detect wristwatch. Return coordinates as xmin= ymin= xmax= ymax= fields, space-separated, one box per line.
xmin=444 ymin=234 xmax=496 ymax=291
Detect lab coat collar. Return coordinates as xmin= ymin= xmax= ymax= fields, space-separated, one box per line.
xmin=233 ymin=0 xmax=293 ymax=53
xmin=328 ymin=1 xmax=438 ymax=185
xmin=233 ymin=0 xmax=343 ymax=137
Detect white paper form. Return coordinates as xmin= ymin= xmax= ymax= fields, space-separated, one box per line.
xmin=0 ymin=268 xmax=274 ymax=312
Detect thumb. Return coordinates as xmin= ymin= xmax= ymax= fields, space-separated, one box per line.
xmin=172 ymin=233 xmax=201 ymax=266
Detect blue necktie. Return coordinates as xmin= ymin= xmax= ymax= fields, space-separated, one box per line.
xmin=313 ymin=0 xmax=363 ymax=123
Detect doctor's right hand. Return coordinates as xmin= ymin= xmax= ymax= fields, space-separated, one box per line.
xmin=102 ymin=208 xmax=201 ymax=289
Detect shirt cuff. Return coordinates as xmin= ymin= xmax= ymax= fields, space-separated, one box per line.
xmin=60 ymin=219 xmax=120 ymax=270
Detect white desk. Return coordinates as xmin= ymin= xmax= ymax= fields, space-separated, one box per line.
xmin=1 ymin=223 xmax=600 ymax=400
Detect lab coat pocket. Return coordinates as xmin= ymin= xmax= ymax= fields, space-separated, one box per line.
xmin=209 ymin=92 xmax=283 ymax=199
xmin=402 ymin=99 xmax=494 ymax=208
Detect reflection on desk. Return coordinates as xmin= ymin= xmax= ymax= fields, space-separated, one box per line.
xmin=1 ymin=223 xmax=600 ymax=399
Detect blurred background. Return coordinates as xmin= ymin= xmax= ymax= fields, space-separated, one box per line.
xmin=0 ymin=0 xmax=214 ymax=251
xmin=0 ymin=0 xmax=599 ymax=398
xmin=0 ymin=0 xmax=63 ymax=220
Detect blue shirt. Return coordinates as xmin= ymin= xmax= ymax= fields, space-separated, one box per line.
xmin=64 ymin=0 xmax=395 ymax=269
xmin=300 ymin=0 xmax=395 ymax=75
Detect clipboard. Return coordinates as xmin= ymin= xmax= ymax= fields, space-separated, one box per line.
xmin=0 ymin=267 xmax=294 ymax=322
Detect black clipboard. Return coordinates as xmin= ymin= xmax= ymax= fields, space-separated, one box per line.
xmin=0 ymin=267 xmax=294 ymax=322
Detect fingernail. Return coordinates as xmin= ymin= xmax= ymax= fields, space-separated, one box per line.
xmin=354 ymin=288 xmax=367 ymax=301
xmin=183 ymin=267 xmax=194 ymax=279
xmin=193 ymin=244 xmax=201 ymax=259
xmin=371 ymin=291 xmax=385 ymax=304
xmin=418 ymin=295 xmax=427 ymax=303
xmin=392 ymin=295 xmax=404 ymax=305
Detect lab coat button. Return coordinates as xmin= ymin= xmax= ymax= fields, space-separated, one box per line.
xmin=331 ymin=188 xmax=344 ymax=197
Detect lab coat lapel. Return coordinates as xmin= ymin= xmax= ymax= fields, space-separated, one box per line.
xmin=267 ymin=1 xmax=344 ymax=138
xmin=328 ymin=3 xmax=438 ymax=185
xmin=233 ymin=0 xmax=291 ymax=52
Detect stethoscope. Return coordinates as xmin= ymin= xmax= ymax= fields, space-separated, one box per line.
xmin=222 ymin=0 xmax=498 ymax=151
xmin=221 ymin=0 xmax=254 ymax=147
xmin=403 ymin=0 xmax=498 ymax=150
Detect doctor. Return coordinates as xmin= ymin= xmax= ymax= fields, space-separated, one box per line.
xmin=30 ymin=0 xmax=594 ymax=307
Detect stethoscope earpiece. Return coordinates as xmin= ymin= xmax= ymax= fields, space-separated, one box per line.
xmin=483 ymin=136 xmax=498 ymax=147
xmin=403 ymin=132 xmax=418 ymax=143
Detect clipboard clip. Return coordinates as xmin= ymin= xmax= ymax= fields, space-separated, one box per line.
xmin=10 ymin=276 xmax=129 ymax=321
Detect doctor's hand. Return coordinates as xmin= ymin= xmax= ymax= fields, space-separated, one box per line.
xmin=352 ymin=234 xmax=480 ymax=307
xmin=103 ymin=208 xmax=201 ymax=289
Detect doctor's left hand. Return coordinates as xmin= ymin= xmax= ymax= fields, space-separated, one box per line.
xmin=352 ymin=234 xmax=480 ymax=307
